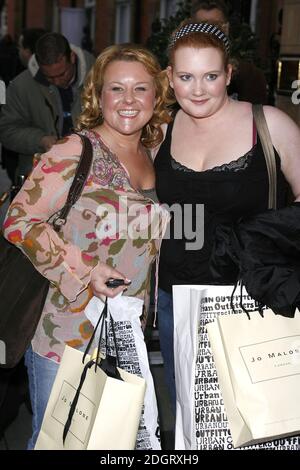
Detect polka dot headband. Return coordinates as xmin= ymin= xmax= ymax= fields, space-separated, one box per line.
xmin=169 ymin=23 xmax=230 ymax=53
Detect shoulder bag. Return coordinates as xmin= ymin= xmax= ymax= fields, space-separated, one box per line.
xmin=0 ymin=134 xmax=93 ymax=369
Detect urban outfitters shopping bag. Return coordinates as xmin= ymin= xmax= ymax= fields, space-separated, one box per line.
xmin=173 ymin=285 xmax=300 ymax=451
xmin=207 ymin=309 xmax=300 ymax=448
xmin=85 ymin=295 xmax=161 ymax=450
xmin=35 ymin=345 xmax=146 ymax=450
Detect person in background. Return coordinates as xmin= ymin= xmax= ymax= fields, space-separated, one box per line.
xmin=0 ymin=34 xmax=22 ymax=86
xmin=18 ymin=28 xmax=47 ymax=69
xmin=0 ymin=31 xmax=50 ymax=444
xmin=0 ymin=32 xmax=95 ymax=180
xmin=192 ymin=0 xmax=268 ymax=104
xmin=3 ymin=43 xmax=170 ymax=449
xmin=81 ymin=25 xmax=94 ymax=53
xmin=154 ymin=20 xmax=300 ymax=416
xmin=1 ymin=28 xmax=47 ymax=185
xmin=269 ymin=8 xmax=282 ymax=105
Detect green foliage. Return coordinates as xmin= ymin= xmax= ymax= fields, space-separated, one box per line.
xmin=230 ymin=18 xmax=259 ymax=62
xmin=146 ymin=0 xmax=192 ymax=69
xmin=146 ymin=0 xmax=259 ymax=68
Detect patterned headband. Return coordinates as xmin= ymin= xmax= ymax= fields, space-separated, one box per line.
xmin=169 ymin=23 xmax=230 ymax=53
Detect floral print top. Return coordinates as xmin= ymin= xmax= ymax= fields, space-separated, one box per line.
xmin=3 ymin=131 xmax=169 ymax=363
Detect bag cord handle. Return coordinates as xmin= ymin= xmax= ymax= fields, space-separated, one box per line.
xmin=52 ymin=134 xmax=93 ymax=232
xmin=82 ymin=298 xmax=121 ymax=369
xmin=228 ymin=106 xmax=276 ymax=318
xmin=252 ymin=104 xmax=277 ymax=210
xmin=63 ymin=298 xmax=122 ymax=445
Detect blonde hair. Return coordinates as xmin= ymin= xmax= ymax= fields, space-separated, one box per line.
xmin=77 ymin=44 xmax=172 ymax=148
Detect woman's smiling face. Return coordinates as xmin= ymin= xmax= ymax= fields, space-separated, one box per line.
xmin=100 ymin=60 xmax=156 ymax=138
xmin=167 ymin=46 xmax=232 ymax=118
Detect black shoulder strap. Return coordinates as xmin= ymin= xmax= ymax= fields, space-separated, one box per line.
xmin=252 ymin=104 xmax=277 ymax=209
xmin=52 ymin=134 xmax=93 ymax=232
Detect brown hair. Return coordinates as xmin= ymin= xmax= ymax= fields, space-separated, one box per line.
xmin=36 ymin=33 xmax=71 ymax=65
xmin=77 ymin=43 xmax=172 ymax=148
xmin=191 ymin=0 xmax=229 ymax=22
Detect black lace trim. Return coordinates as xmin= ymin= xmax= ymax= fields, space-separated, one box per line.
xmin=171 ymin=145 xmax=257 ymax=173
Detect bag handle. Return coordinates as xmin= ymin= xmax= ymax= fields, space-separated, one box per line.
xmin=63 ymin=299 xmax=122 ymax=445
xmin=252 ymin=104 xmax=277 ymax=210
xmin=52 ymin=134 xmax=93 ymax=231
xmin=83 ymin=298 xmax=121 ymax=370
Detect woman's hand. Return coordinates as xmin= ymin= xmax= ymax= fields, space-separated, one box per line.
xmin=90 ymin=262 xmax=131 ymax=299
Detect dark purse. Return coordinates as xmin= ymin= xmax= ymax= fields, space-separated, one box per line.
xmin=0 ymin=134 xmax=93 ymax=369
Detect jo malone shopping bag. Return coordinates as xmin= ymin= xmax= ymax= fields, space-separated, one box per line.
xmin=207 ymin=309 xmax=300 ymax=447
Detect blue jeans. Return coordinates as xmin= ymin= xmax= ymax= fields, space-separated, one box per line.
xmin=157 ymin=288 xmax=176 ymax=414
xmin=24 ymin=346 xmax=59 ymax=450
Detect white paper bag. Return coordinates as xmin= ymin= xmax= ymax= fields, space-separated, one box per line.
xmin=35 ymin=346 xmax=146 ymax=450
xmin=207 ymin=309 xmax=300 ymax=448
xmin=173 ymin=284 xmax=300 ymax=451
xmin=85 ymin=294 xmax=161 ymax=450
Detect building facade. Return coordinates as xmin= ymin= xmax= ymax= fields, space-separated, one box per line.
xmin=0 ymin=1 xmax=283 ymax=59
xmin=2 ymin=1 xmax=295 ymax=107
xmin=0 ymin=0 xmax=182 ymax=54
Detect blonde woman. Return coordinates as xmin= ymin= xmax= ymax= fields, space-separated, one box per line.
xmin=4 ymin=44 xmax=171 ymax=448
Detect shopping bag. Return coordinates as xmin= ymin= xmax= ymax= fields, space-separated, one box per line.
xmin=173 ymin=285 xmax=300 ymax=451
xmin=35 ymin=345 xmax=146 ymax=450
xmin=85 ymin=294 xmax=161 ymax=450
xmin=207 ymin=309 xmax=300 ymax=448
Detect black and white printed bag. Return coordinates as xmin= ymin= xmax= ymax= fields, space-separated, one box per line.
xmin=85 ymin=294 xmax=161 ymax=450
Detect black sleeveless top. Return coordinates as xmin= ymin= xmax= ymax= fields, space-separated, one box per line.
xmin=154 ymin=118 xmax=289 ymax=293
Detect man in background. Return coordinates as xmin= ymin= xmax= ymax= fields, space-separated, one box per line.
xmin=1 ymin=28 xmax=47 ymax=184
xmin=18 ymin=28 xmax=47 ymax=69
xmin=0 ymin=32 xmax=94 ymax=180
xmin=192 ymin=0 xmax=268 ymax=104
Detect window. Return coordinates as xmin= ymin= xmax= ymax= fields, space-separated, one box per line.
xmin=160 ymin=0 xmax=178 ymax=20
xmin=115 ymin=0 xmax=131 ymax=44
xmin=277 ymin=57 xmax=300 ymax=95
xmin=84 ymin=2 xmax=96 ymax=47
xmin=249 ymin=0 xmax=258 ymax=32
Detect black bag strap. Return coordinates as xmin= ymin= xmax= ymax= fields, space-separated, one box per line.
xmin=83 ymin=298 xmax=121 ymax=370
xmin=52 ymin=134 xmax=93 ymax=231
xmin=252 ymin=104 xmax=277 ymax=210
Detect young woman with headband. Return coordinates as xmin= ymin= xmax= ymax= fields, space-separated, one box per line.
xmin=154 ymin=21 xmax=300 ymax=422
